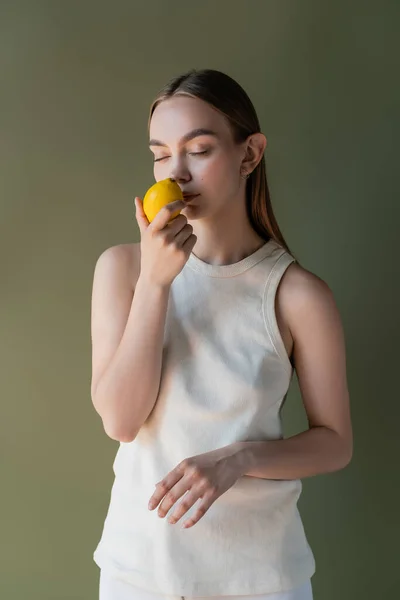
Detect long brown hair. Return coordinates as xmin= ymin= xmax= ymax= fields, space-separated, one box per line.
xmin=148 ymin=69 xmax=294 ymax=257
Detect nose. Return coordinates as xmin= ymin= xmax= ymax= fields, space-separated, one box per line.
xmin=169 ymin=160 xmax=191 ymax=185
xmin=169 ymin=174 xmax=191 ymax=186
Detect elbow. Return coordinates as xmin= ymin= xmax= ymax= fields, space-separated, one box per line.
xmin=92 ymin=391 xmax=138 ymax=443
xmin=102 ymin=418 xmax=138 ymax=443
xmin=322 ymin=429 xmax=353 ymax=473
xmin=343 ymin=444 xmax=353 ymax=468
xmin=336 ymin=437 xmax=353 ymax=471
xmin=343 ymin=429 xmax=354 ymax=467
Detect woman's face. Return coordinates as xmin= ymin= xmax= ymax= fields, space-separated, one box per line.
xmin=149 ymin=95 xmax=247 ymax=221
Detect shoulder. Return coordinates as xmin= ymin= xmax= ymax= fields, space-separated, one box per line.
xmin=94 ymin=243 xmax=141 ymax=292
xmin=278 ymin=260 xmax=340 ymax=337
xmin=279 ymin=261 xmax=333 ymax=305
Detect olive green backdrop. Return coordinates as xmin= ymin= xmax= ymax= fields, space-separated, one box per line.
xmin=1 ymin=1 xmax=398 ymax=599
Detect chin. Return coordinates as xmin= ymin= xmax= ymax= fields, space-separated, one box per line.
xmin=181 ymin=203 xmax=203 ymax=220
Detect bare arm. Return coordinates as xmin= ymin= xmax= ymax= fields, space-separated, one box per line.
xmin=91 ymin=198 xmax=196 ymax=443
xmin=90 ymin=245 xmax=170 ymax=442
xmin=232 ymin=265 xmax=353 ymax=479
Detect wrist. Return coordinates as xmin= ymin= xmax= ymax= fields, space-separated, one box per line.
xmin=136 ymin=274 xmax=171 ymax=294
xmin=228 ymin=441 xmax=251 ymax=478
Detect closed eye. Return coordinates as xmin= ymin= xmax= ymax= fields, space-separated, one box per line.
xmin=189 ymin=150 xmax=209 ymax=156
xmin=153 ymin=150 xmax=209 ymax=163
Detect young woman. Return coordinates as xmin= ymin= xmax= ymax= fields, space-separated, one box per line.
xmin=91 ymin=69 xmax=353 ymax=600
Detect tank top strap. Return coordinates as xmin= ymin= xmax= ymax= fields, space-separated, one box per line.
xmin=262 ymin=249 xmax=296 ymax=374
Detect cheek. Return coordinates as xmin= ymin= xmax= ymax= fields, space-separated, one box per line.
xmin=153 ymin=164 xmax=167 ymax=181
xmin=200 ymin=155 xmax=237 ymax=187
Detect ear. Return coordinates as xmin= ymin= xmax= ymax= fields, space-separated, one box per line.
xmin=240 ymin=133 xmax=267 ymax=175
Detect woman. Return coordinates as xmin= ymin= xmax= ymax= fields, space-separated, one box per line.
xmin=91 ymin=69 xmax=353 ymax=600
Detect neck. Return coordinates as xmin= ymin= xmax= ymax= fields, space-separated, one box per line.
xmin=189 ymin=199 xmax=267 ymax=266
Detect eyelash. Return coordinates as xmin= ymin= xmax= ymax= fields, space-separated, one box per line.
xmin=153 ymin=150 xmax=209 ymax=163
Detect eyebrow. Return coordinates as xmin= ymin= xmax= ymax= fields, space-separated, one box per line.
xmin=149 ymin=128 xmax=219 ymax=148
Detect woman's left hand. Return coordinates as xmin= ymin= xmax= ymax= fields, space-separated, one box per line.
xmin=148 ymin=444 xmax=245 ymax=529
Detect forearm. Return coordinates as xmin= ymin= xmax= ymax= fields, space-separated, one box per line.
xmin=94 ymin=276 xmax=170 ymax=442
xmin=232 ymin=426 xmax=353 ymax=480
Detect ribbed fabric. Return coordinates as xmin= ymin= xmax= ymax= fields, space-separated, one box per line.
xmin=93 ymin=239 xmax=315 ymax=597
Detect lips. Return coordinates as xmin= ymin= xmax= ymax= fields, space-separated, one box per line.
xmin=182 ymin=194 xmax=199 ymax=203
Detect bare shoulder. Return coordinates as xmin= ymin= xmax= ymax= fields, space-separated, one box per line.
xmin=280 ymin=261 xmax=333 ymax=303
xmin=95 ymin=242 xmax=141 ymax=291
xmin=278 ymin=261 xmax=342 ymax=338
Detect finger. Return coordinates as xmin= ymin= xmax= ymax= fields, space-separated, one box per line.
xmin=163 ymin=213 xmax=189 ymax=237
xmin=181 ymin=232 xmax=198 ymax=253
xmin=158 ymin=480 xmax=193 ymax=519
xmin=149 ymin=200 xmax=185 ymax=233
xmin=148 ymin=469 xmax=183 ymax=512
xmin=167 ymin=489 xmax=201 ymax=524
xmin=134 ymin=197 xmax=149 ymax=234
xmin=181 ymin=490 xmax=217 ymax=529
xmin=170 ymin=223 xmax=194 ymax=248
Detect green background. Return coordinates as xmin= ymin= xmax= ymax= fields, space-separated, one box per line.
xmin=1 ymin=1 xmax=398 ymax=598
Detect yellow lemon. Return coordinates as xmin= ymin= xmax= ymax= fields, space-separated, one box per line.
xmin=143 ymin=178 xmax=184 ymax=223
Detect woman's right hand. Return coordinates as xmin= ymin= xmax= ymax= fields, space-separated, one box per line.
xmin=134 ymin=197 xmax=197 ymax=289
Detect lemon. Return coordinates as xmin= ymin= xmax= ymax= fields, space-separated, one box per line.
xmin=143 ymin=178 xmax=184 ymax=223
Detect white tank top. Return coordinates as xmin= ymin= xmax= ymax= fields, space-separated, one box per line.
xmin=93 ymin=238 xmax=316 ymax=596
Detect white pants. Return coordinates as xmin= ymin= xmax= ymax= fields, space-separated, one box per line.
xmin=99 ymin=570 xmax=313 ymax=600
